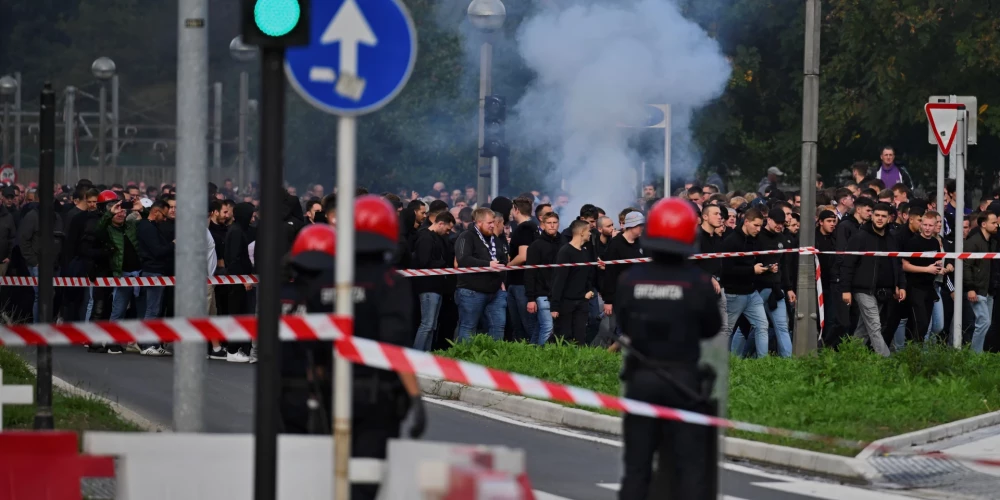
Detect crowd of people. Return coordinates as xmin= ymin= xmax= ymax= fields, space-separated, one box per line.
xmin=3 ymin=143 xmax=1000 ymax=360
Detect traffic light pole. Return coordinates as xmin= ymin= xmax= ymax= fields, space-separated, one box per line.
xmin=477 ymin=42 xmax=492 ymax=206
xmin=490 ymin=156 xmax=499 ymax=200
xmin=254 ymin=46 xmax=286 ymax=500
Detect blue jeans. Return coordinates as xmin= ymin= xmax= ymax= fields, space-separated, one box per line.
xmin=507 ymin=285 xmax=538 ymax=344
xmin=141 ymin=271 xmax=165 ymax=320
xmin=726 ymin=291 xmax=770 ymax=358
xmin=111 ymin=270 xmax=142 ymax=320
xmin=892 ymin=318 xmax=907 ymax=352
xmin=733 ymin=289 xmax=793 ymax=358
xmin=970 ymin=295 xmax=994 ymax=353
xmin=535 ymin=296 xmax=553 ymax=345
xmin=29 ymin=266 xmax=39 ymax=323
xmin=927 ymin=285 xmax=945 ymax=340
xmin=455 ymin=288 xmax=506 ymax=342
xmin=414 ymin=292 xmax=442 ymax=351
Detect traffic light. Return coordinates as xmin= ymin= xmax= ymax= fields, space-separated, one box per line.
xmin=481 ymin=95 xmax=507 ymax=158
xmin=242 ymin=0 xmax=310 ymax=48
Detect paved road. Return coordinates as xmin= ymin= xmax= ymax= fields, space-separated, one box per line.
xmin=24 ymin=346 xmax=921 ymax=500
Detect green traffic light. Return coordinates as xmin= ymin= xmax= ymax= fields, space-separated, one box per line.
xmin=254 ymin=0 xmax=301 ymax=37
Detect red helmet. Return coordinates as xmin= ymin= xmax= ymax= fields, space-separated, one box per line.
xmin=290 ymin=224 xmax=336 ymax=271
xmin=642 ymin=198 xmax=699 ymax=255
xmin=97 ymin=189 xmax=119 ymax=204
xmin=355 ymin=195 xmax=399 ymax=253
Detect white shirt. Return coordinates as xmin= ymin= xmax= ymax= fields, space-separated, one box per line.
xmin=207 ymin=228 xmax=217 ymax=276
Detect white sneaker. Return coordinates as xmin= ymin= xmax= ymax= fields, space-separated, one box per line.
xmin=249 ymin=346 xmax=259 ymax=364
xmin=227 ymin=349 xmax=250 ymax=363
xmin=140 ymin=346 xmax=167 ymax=357
xmin=125 ymin=342 xmax=141 ymax=353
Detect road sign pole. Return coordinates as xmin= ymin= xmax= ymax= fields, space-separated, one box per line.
xmin=33 ymin=83 xmax=56 ymax=431
xmin=490 ymin=155 xmax=499 ymax=199
xmin=936 ymin=149 xmax=945 ymax=222
xmin=13 ymin=72 xmax=21 ymax=170
xmin=63 ymin=87 xmax=75 ymax=186
xmin=477 ymin=42 xmax=493 ymax=206
xmin=662 ymin=104 xmax=671 ymax=196
xmin=254 ymin=46 xmax=287 ymax=500
xmin=334 ymin=115 xmax=356 ymax=500
xmin=952 ymin=105 xmax=966 ymax=349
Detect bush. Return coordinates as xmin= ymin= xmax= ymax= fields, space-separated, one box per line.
xmin=438 ymin=336 xmax=1000 ymax=456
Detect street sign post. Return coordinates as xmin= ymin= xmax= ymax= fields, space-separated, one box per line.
xmin=614 ymin=104 xmax=671 ymax=196
xmin=286 ymin=1 xmax=416 ymax=497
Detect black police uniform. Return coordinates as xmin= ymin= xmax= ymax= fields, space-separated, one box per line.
xmin=616 ymin=255 xmax=722 ymax=500
xmin=279 ymin=256 xmax=414 ymax=500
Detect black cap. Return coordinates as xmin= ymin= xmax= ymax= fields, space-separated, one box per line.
xmin=1 ymin=186 xmax=15 ymax=199
xmin=818 ymin=210 xmax=837 ymax=222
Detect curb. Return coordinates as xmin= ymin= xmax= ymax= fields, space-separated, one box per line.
xmin=24 ymin=364 xmax=169 ymax=433
xmin=420 ymin=377 xmax=881 ymax=483
xmin=856 ymin=409 xmax=1000 ymax=460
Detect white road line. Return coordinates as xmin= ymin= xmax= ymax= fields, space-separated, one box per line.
xmin=596 ymin=483 xmax=619 ymax=491
xmin=752 ymin=481 xmax=918 ymax=500
xmin=424 ymin=397 xmax=623 ymax=447
xmin=532 ymin=490 xmax=574 ymax=500
xmin=722 ymin=462 xmax=796 ymax=482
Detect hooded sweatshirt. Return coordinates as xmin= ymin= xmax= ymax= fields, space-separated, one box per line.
xmin=225 ymin=203 xmax=256 ymax=276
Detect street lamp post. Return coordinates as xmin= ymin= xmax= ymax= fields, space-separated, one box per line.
xmin=0 ymin=75 xmax=17 ymax=166
xmin=467 ymin=0 xmax=505 ymax=207
xmin=230 ymin=36 xmax=257 ymax=194
xmin=91 ymin=57 xmax=116 ymax=183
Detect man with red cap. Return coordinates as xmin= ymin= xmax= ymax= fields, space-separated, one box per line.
xmin=279 ymin=195 xmax=426 ymax=500
xmin=615 ymin=198 xmax=721 ymax=500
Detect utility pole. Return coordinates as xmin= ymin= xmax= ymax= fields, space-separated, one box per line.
xmin=213 ymin=82 xmax=223 ymax=169
xmin=173 ymin=0 xmax=208 ymax=432
xmin=63 ymin=87 xmax=76 ymax=186
xmin=793 ymin=0 xmax=820 ymax=355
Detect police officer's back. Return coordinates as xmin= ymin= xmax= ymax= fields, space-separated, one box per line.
xmin=279 ymin=197 xmax=426 ymax=500
xmin=616 ymin=198 xmax=721 ymax=500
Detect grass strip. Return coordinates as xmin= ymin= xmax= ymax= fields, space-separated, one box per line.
xmin=437 ymin=336 xmax=1000 ymax=456
xmin=0 ymin=347 xmax=140 ymax=433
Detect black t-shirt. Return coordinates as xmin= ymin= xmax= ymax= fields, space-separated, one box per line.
xmin=903 ymin=234 xmax=941 ymax=288
xmin=122 ymin=236 xmax=141 ymax=272
xmin=508 ymin=219 xmax=538 ymax=286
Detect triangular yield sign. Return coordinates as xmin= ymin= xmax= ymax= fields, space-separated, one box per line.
xmin=925 ymin=103 xmax=962 ymax=155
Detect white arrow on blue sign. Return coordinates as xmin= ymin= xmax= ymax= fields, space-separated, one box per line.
xmin=285 ymin=0 xmax=417 ymax=116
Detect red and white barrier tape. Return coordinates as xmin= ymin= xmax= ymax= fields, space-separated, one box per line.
xmin=4 ymin=311 xmax=998 ymax=467
xmin=3 ymin=247 xmax=991 ymax=287
xmin=0 ymin=275 xmax=260 ymax=288
xmin=815 ymin=255 xmax=824 ymax=333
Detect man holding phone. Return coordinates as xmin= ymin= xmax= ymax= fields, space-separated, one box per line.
xmin=902 ymin=210 xmax=945 ymax=345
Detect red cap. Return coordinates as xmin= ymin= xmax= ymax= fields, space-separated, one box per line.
xmin=642 ymin=198 xmax=699 ymax=255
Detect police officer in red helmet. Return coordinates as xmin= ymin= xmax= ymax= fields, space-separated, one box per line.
xmin=616 ymin=198 xmax=721 ymax=500
xmin=279 ymin=196 xmax=426 ymax=500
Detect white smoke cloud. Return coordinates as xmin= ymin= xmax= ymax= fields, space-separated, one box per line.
xmin=510 ymin=0 xmax=731 ymax=214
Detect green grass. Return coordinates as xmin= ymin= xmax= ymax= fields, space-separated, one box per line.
xmin=0 ymin=347 xmax=141 ymax=433
xmin=437 ymin=336 xmax=1000 ymax=456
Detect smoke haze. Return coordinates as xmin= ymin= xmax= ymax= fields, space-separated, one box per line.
xmin=511 ymin=0 xmax=731 ymax=214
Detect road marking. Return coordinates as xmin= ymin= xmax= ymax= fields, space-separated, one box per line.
xmin=722 ymin=462 xmax=796 ymax=481
xmin=596 ymin=483 xmax=619 ymax=491
xmin=532 ymin=491 xmax=573 ymax=500
xmin=752 ymin=481 xmax=918 ymax=499
xmin=424 ymin=397 xmax=623 ymax=447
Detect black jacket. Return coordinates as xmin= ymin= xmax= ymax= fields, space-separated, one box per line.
xmin=0 ymin=205 xmax=15 ymax=261
xmin=754 ymin=227 xmax=792 ymax=291
xmin=225 ymin=203 xmax=256 ymax=276
xmin=550 ymin=243 xmax=594 ymax=311
xmin=832 ymin=214 xmax=863 ymax=293
xmin=525 ymin=231 xmax=561 ymax=301
xmin=815 ymin=230 xmax=837 ymax=291
xmin=720 ymin=228 xmax=758 ymax=295
xmin=412 ymin=228 xmax=450 ymax=295
xmin=209 ymin=221 xmax=228 ymax=274
xmin=840 ymin=222 xmax=905 ymax=293
xmin=601 ymin=233 xmax=644 ymax=305
xmin=136 ymin=218 xmax=174 ymax=275
xmin=696 ymin=226 xmax=723 ymax=281
xmin=454 ymin=226 xmax=504 ymax=293
xmin=18 ymin=204 xmax=63 ymax=268
xmin=964 ymin=229 xmax=995 ymax=295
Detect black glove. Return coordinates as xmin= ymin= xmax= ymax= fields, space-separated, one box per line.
xmin=407 ymin=396 xmax=426 ymax=438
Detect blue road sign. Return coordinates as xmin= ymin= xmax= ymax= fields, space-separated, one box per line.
xmin=285 ymin=0 xmax=417 ymax=116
